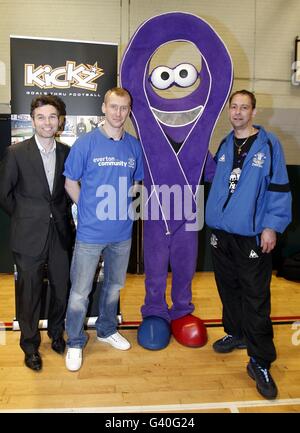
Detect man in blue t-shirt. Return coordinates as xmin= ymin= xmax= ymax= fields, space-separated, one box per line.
xmin=64 ymin=87 xmax=144 ymax=371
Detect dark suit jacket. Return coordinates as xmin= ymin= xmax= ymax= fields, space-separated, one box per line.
xmin=0 ymin=137 xmax=73 ymax=257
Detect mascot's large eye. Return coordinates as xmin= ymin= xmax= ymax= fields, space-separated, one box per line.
xmin=150 ymin=66 xmax=174 ymax=89
xmin=174 ymin=63 xmax=198 ymax=88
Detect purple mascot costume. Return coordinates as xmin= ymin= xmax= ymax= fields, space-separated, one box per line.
xmin=121 ymin=12 xmax=233 ymax=349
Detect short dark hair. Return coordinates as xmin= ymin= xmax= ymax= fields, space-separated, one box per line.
xmin=30 ymin=94 xmax=66 ymax=117
xmin=229 ymin=89 xmax=256 ymax=109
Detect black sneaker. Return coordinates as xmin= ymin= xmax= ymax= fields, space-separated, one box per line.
xmin=247 ymin=358 xmax=278 ymax=400
xmin=212 ymin=334 xmax=247 ymax=353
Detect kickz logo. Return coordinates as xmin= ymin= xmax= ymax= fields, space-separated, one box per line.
xmin=24 ymin=61 xmax=104 ymax=91
xmin=252 ymin=152 xmax=266 ymax=168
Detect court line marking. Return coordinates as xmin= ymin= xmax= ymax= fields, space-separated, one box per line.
xmin=5 ymin=315 xmax=300 ymax=330
xmin=0 ymin=398 xmax=300 ymax=413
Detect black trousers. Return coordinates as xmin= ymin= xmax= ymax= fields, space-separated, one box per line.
xmin=210 ymin=229 xmax=276 ymax=368
xmin=13 ymin=220 xmax=70 ymax=355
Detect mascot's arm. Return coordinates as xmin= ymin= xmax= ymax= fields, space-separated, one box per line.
xmin=203 ymin=151 xmax=216 ymax=182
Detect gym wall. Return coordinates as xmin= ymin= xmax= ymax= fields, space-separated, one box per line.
xmin=0 ymin=0 xmax=299 ymax=271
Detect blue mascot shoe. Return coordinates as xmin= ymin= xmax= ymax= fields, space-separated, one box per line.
xmin=137 ymin=316 xmax=171 ymax=350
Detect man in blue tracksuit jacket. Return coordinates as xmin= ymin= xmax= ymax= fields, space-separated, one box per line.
xmin=205 ymin=90 xmax=292 ymax=400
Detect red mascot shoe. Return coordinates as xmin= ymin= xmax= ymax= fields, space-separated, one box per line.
xmin=171 ymin=314 xmax=208 ymax=347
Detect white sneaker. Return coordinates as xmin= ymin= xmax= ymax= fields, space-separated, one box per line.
xmin=97 ymin=332 xmax=131 ymax=351
xmin=65 ymin=348 xmax=82 ymax=371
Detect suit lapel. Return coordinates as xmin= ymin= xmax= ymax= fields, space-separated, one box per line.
xmin=52 ymin=141 xmax=64 ymax=195
xmin=28 ymin=137 xmax=51 ymax=198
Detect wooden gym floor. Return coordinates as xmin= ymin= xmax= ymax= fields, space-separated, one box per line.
xmin=0 ymin=272 xmax=300 ymax=413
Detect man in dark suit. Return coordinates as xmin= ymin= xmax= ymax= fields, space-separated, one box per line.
xmin=0 ymin=95 xmax=73 ymax=371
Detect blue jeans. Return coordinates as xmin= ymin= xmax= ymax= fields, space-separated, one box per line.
xmin=65 ymin=238 xmax=131 ymax=348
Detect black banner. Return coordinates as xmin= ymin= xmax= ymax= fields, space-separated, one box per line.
xmin=10 ymin=36 xmax=118 ymax=115
xmin=10 ymin=37 xmax=118 ymax=146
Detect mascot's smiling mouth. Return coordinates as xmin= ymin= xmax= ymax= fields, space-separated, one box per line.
xmin=151 ymin=104 xmax=204 ymax=127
